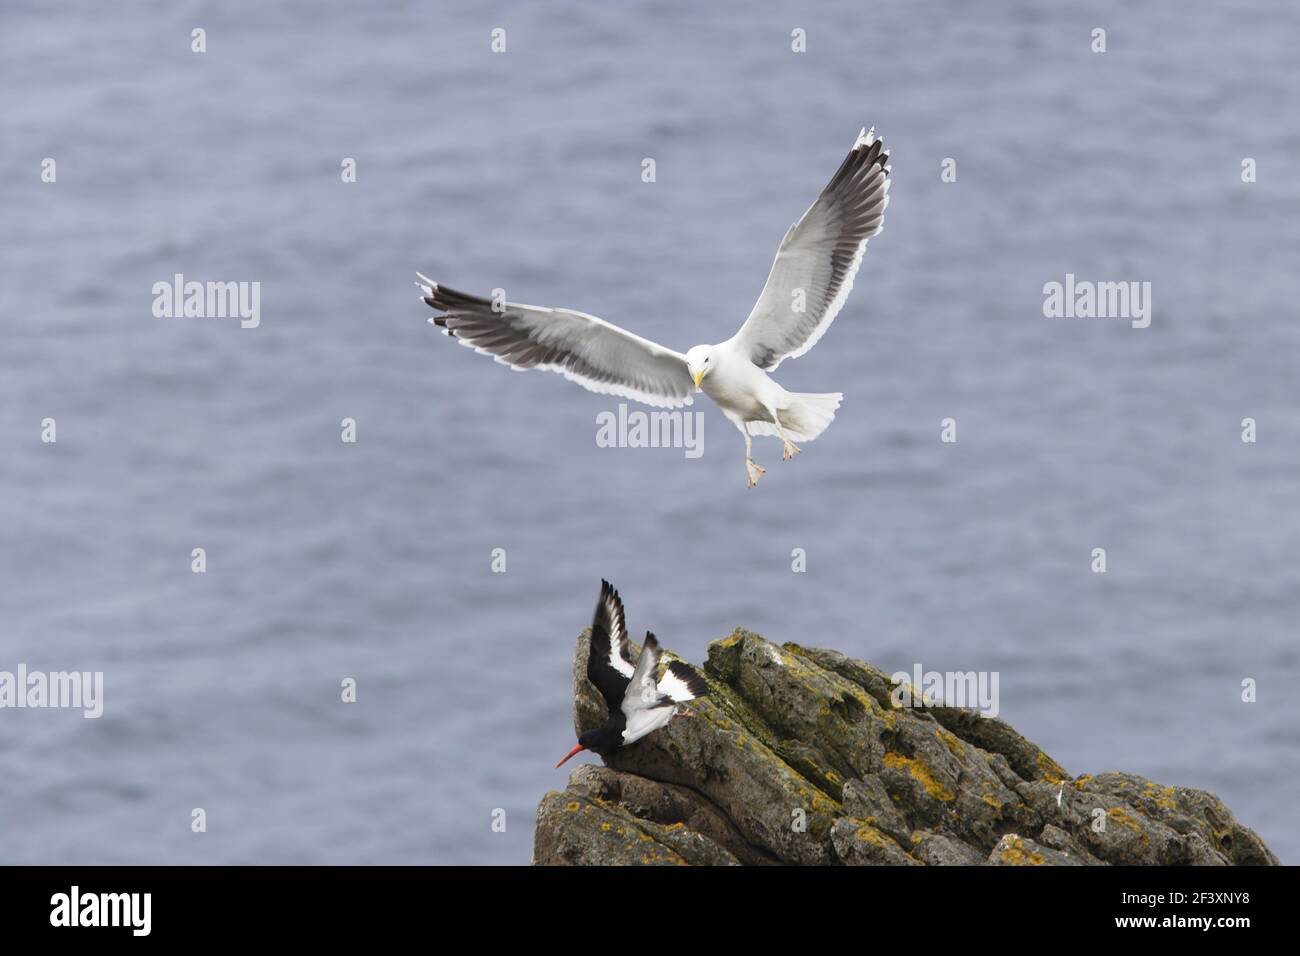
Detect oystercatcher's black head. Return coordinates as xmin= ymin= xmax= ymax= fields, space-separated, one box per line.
xmin=555 ymin=722 xmax=625 ymax=768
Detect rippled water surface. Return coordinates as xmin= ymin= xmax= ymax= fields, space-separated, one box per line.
xmin=2 ymin=1 xmax=1297 ymax=863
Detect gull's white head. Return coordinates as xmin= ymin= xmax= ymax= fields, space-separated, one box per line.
xmin=685 ymin=344 xmax=717 ymax=390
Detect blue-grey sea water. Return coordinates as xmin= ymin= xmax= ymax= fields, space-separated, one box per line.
xmin=2 ymin=1 xmax=1297 ymax=864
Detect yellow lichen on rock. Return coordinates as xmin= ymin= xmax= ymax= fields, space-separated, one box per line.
xmin=936 ymin=727 xmax=964 ymax=758
xmin=1035 ymin=750 xmax=1067 ymax=784
xmin=999 ymin=836 xmax=1045 ymax=866
xmin=883 ymin=751 xmax=955 ymax=802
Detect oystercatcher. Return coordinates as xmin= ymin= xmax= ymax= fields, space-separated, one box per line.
xmin=556 ymin=580 xmax=709 ymax=767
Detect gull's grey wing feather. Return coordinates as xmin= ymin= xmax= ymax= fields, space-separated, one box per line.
xmin=728 ymin=128 xmax=891 ymax=371
xmin=419 ymin=280 xmax=695 ymax=408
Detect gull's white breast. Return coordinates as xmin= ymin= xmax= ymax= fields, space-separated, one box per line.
xmin=702 ymin=345 xmax=788 ymax=420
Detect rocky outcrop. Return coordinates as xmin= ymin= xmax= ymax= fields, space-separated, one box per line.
xmin=532 ymin=629 xmax=1278 ymax=866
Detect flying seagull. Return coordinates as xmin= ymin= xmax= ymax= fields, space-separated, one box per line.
xmin=556 ymin=579 xmax=708 ymax=768
xmin=418 ymin=128 xmax=890 ymax=487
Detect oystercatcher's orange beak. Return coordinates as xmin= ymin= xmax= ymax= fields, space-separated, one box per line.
xmin=555 ymin=744 xmax=585 ymax=768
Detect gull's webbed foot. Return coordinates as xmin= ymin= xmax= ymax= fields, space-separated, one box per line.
xmin=782 ymin=439 xmax=801 ymax=461
xmin=746 ymin=458 xmax=766 ymax=488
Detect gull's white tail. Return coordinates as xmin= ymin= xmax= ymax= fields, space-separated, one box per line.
xmin=748 ymin=392 xmax=843 ymax=443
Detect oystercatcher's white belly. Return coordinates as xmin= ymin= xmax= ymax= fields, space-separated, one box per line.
xmin=622 ymin=706 xmax=675 ymax=745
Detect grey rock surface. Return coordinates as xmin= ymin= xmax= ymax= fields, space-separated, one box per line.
xmin=533 ymin=628 xmax=1279 ymax=866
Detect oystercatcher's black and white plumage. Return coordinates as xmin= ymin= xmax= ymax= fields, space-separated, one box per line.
xmin=556 ymin=580 xmax=709 ymax=767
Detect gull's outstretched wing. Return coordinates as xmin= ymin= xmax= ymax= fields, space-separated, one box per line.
xmin=728 ymin=128 xmax=891 ymax=371
xmin=587 ymin=580 xmax=636 ymax=713
xmin=419 ymin=279 xmax=695 ymax=408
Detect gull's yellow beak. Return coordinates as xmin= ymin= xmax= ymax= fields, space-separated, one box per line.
xmin=692 ymin=369 xmax=705 ymax=389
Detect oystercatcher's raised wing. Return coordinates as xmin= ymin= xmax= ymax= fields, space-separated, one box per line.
xmin=586 ymin=579 xmax=635 ymax=712
xmin=621 ymin=635 xmax=710 ymax=712
xmin=657 ymin=660 xmax=709 ymax=704
xmin=728 ymin=128 xmax=890 ymax=372
xmin=620 ymin=634 xmax=709 ymax=744
xmin=623 ymin=632 xmax=666 ymax=712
